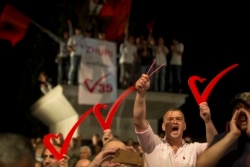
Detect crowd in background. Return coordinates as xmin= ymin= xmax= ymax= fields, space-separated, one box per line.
xmin=37 ymin=0 xmax=185 ymax=96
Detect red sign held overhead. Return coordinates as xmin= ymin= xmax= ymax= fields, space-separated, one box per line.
xmin=188 ymin=64 xmax=239 ymax=105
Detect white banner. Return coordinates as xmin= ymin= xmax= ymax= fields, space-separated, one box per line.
xmin=78 ymin=38 xmax=117 ymax=104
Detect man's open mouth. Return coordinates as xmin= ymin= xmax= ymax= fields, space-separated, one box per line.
xmin=172 ymin=126 xmax=179 ymax=132
xmin=239 ymin=113 xmax=247 ymax=122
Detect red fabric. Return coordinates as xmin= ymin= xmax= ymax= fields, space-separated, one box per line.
xmin=146 ymin=18 xmax=156 ymax=32
xmin=0 ymin=3 xmax=30 ymax=46
xmin=99 ymin=0 xmax=132 ymax=41
xmin=99 ymin=0 xmax=115 ymax=17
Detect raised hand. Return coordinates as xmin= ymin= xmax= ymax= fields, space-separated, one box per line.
xmin=199 ymin=102 xmax=211 ymax=123
xmin=229 ymin=109 xmax=241 ymax=138
xmin=59 ymin=154 xmax=70 ymax=167
xmin=135 ymin=74 xmax=150 ymax=95
xmin=102 ymin=129 xmax=113 ymax=145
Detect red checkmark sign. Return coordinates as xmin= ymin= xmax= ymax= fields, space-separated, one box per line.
xmin=43 ymin=86 xmax=136 ymax=160
xmin=84 ymin=73 xmax=111 ymax=93
xmin=93 ymin=86 xmax=136 ymax=130
xmin=43 ymin=106 xmax=93 ymax=160
xmin=188 ymin=63 xmax=239 ymax=105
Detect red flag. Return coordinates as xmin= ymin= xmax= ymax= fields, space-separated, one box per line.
xmin=146 ymin=18 xmax=156 ymax=32
xmin=0 ymin=3 xmax=30 ymax=46
xmin=99 ymin=1 xmax=115 ymax=17
xmin=99 ymin=0 xmax=132 ymax=41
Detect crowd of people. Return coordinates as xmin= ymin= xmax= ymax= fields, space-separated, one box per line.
xmin=1 ymin=72 xmax=249 ymax=167
xmin=118 ymin=32 xmax=184 ymax=93
xmin=37 ymin=9 xmax=184 ymax=94
xmin=1 ymin=1 xmax=248 ymax=167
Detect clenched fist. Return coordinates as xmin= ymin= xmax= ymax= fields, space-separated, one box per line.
xmin=135 ymin=74 xmax=150 ymax=96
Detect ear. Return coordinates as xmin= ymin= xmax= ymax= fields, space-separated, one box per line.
xmin=162 ymin=122 xmax=166 ymax=131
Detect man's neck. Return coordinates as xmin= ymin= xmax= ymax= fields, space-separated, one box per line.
xmin=167 ymin=138 xmax=184 ymax=154
xmin=167 ymin=137 xmax=183 ymax=147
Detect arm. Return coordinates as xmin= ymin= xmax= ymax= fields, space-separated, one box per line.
xmin=88 ymin=149 xmax=117 ymax=167
xmin=196 ymin=109 xmax=241 ymax=167
xmin=176 ymin=43 xmax=184 ymax=55
xmin=162 ymin=46 xmax=169 ymax=55
xmin=48 ymin=19 xmax=72 ymax=44
xmin=119 ymin=43 xmax=125 ymax=54
xmin=46 ymin=31 xmax=62 ymax=43
xmin=133 ymin=74 xmax=150 ymax=132
xmin=67 ymin=19 xmax=73 ymax=37
xmin=67 ymin=37 xmax=75 ymax=52
xmin=199 ymin=102 xmax=218 ymax=145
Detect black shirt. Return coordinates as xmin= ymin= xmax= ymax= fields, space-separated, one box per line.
xmin=210 ymin=132 xmax=250 ymax=167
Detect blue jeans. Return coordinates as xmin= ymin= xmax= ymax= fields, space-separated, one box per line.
xmin=57 ymin=56 xmax=70 ymax=84
xmin=68 ymin=55 xmax=81 ymax=85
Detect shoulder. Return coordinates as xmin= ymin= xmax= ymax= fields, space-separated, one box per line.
xmin=189 ymin=142 xmax=208 ymax=148
xmin=184 ymin=142 xmax=208 ymax=154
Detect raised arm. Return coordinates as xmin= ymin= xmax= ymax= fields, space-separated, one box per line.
xmin=67 ymin=19 xmax=73 ymax=37
xmin=67 ymin=37 xmax=74 ymax=52
xmin=199 ymin=102 xmax=218 ymax=145
xmin=133 ymin=74 xmax=150 ymax=132
xmin=196 ymin=109 xmax=241 ymax=167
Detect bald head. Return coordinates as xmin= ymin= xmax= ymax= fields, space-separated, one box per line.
xmin=163 ymin=108 xmax=185 ymax=122
xmin=102 ymin=139 xmax=127 ymax=151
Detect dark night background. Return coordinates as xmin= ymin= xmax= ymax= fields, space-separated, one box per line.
xmin=0 ymin=0 xmax=249 ymax=140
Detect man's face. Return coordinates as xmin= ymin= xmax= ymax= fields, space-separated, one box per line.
xmin=233 ymin=102 xmax=250 ymax=131
xmin=75 ymin=28 xmax=82 ymax=35
xmin=63 ymin=32 xmax=69 ymax=39
xmin=42 ymin=147 xmax=60 ymax=167
xmin=162 ymin=110 xmax=186 ymax=139
xmin=80 ymin=148 xmax=91 ymax=159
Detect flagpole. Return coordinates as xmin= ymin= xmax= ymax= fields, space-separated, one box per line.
xmin=30 ymin=19 xmax=46 ymax=31
xmin=124 ymin=0 xmax=132 ymax=40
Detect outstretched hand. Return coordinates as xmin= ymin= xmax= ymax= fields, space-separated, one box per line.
xmin=135 ymin=74 xmax=150 ymax=96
